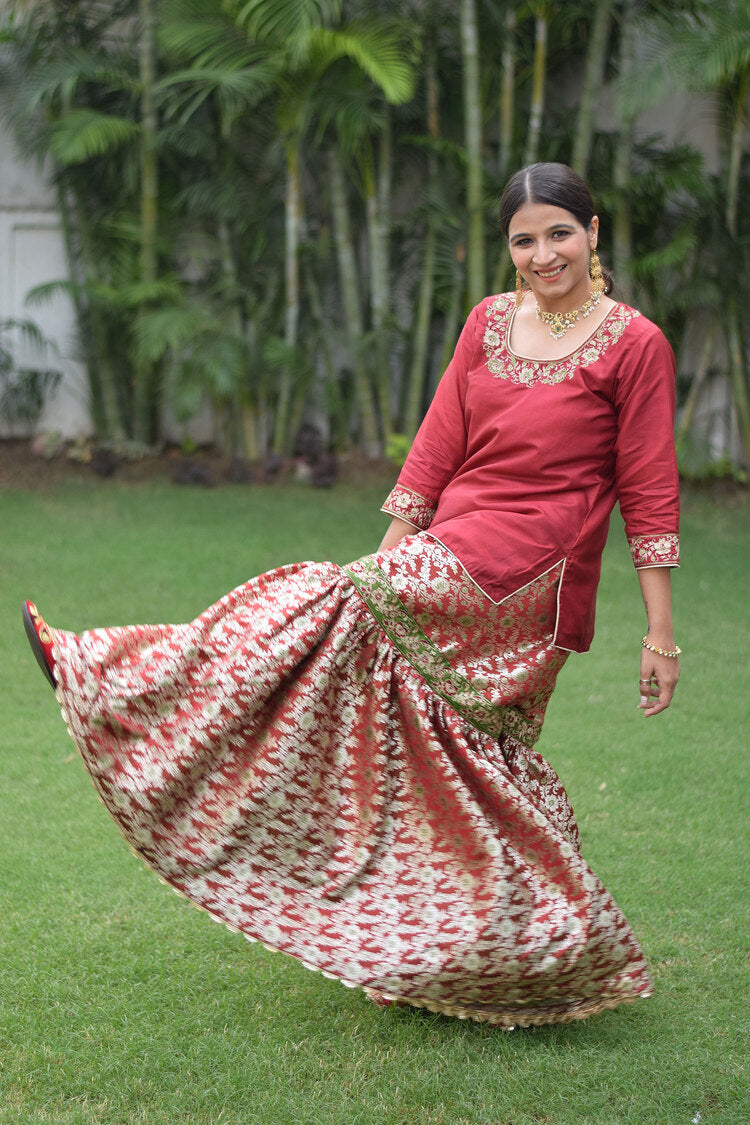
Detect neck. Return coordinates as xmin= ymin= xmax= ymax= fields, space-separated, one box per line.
xmin=534 ymin=286 xmax=594 ymax=315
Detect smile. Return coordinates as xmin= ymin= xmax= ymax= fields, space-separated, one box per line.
xmin=535 ymin=265 xmax=566 ymax=279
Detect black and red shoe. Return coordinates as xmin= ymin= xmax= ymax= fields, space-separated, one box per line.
xmin=22 ymin=601 xmax=57 ymax=688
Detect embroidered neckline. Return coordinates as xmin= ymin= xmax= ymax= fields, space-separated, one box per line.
xmin=482 ymin=293 xmax=639 ymax=386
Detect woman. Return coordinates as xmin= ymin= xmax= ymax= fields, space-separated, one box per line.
xmin=24 ymin=163 xmax=680 ymax=1029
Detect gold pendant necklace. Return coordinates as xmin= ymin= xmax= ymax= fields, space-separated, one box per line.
xmin=535 ymin=289 xmax=602 ymax=340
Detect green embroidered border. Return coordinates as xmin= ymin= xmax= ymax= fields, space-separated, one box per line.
xmin=344 ymin=556 xmax=541 ymax=747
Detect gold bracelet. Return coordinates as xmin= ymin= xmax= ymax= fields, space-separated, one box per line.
xmin=641 ymin=636 xmax=681 ymax=658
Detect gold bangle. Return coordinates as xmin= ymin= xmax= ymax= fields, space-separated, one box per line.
xmin=641 ymin=636 xmax=681 ymax=658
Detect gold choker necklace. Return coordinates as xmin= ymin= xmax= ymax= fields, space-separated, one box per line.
xmin=535 ymin=289 xmax=602 ymax=340
xmin=533 ymin=250 xmax=606 ymax=339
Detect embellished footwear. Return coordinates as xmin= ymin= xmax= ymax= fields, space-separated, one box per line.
xmin=22 ymin=601 xmax=57 ymax=688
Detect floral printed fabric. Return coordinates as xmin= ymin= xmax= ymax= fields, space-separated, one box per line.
xmin=628 ymin=533 xmax=680 ymax=568
xmin=52 ymin=536 xmax=652 ymax=1027
xmin=381 ymin=483 xmax=437 ymax=530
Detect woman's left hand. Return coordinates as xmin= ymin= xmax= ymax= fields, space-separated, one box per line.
xmin=638 ymin=648 xmax=680 ymax=716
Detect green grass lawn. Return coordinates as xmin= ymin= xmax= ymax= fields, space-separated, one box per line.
xmin=1 ymin=479 xmax=747 ymax=1125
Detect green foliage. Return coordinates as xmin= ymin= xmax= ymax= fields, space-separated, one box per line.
xmin=677 ymin=434 xmax=748 ymax=484
xmin=0 ymin=0 xmax=748 ymax=467
xmin=0 ymin=319 xmax=62 ymax=432
xmin=49 ymin=108 xmax=141 ymax=164
xmin=385 ymin=430 xmax=413 ymax=466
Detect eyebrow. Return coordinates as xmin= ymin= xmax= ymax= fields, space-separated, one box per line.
xmin=509 ymin=223 xmax=577 ymax=244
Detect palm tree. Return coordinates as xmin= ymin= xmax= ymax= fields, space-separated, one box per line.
xmin=619 ymin=0 xmax=750 ymax=464
xmin=229 ymin=0 xmax=417 ymax=454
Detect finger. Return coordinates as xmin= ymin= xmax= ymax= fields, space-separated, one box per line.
xmin=644 ymin=679 xmax=676 ymax=716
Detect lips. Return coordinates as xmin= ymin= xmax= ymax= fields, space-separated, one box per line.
xmin=535 ymin=265 xmax=566 ymax=280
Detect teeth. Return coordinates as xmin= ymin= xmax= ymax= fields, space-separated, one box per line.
xmin=537 ymin=266 xmax=565 ymax=278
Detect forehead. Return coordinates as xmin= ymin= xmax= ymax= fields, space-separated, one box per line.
xmin=508 ymin=202 xmax=584 ymax=238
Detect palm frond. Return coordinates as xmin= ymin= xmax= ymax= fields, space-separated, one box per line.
xmin=19 ymin=47 xmax=137 ymax=116
xmin=160 ymin=9 xmax=271 ymax=72
xmin=632 ymin=230 xmax=699 ymax=278
xmin=50 ymin=108 xmax=140 ymax=165
xmin=134 ymin=304 xmax=212 ymax=366
xmin=232 ymin=0 xmax=344 ymax=44
xmin=24 ymin=279 xmax=83 ymax=308
xmin=93 ymin=279 xmax=184 ymax=310
xmin=307 ymin=23 xmax=419 ymax=105
xmin=157 ymin=64 xmax=277 ymax=126
xmin=0 ymin=316 xmax=56 ymax=358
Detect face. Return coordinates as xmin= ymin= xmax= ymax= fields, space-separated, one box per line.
xmin=507 ymin=202 xmax=598 ymax=311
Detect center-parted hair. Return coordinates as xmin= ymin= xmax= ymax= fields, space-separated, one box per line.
xmin=499 ymin=162 xmax=596 ymax=236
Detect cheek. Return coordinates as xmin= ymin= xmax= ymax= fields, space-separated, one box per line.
xmin=509 ymin=246 xmax=527 ymax=270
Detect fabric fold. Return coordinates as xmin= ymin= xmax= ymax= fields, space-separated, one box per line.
xmin=52 ymin=535 xmax=652 ymax=1027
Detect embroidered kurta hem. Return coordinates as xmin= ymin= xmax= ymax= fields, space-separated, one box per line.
xmin=51 ymin=535 xmax=652 ymax=1029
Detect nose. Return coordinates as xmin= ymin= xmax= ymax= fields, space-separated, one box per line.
xmin=532 ymin=240 xmax=556 ymax=265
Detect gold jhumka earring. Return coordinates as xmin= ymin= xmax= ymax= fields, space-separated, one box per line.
xmin=590 ymin=251 xmax=606 ymax=299
xmin=515 ymin=269 xmax=524 ymax=308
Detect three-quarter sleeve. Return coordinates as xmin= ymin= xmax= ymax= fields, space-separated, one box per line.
xmin=613 ymin=324 xmax=680 ymax=568
xmin=381 ymin=306 xmax=477 ymax=528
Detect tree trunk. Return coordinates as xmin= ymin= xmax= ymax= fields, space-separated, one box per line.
xmin=435 ymin=243 xmax=465 ymax=393
xmin=524 ymin=5 xmax=548 ymax=166
xmin=369 ymin=107 xmax=392 ymax=453
xmin=272 ymin=138 xmax=302 ymax=454
xmin=217 ymin=215 xmax=249 ymax=459
xmin=725 ymin=65 xmax=748 ymax=239
xmin=571 ymin=0 xmax=612 ymax=176
xmin=134 ymin=0 xmax=159 ymax=445
xmin=726 ymin=298 xmax=750 ymax=464
xmin=403 ymin=32 xmax=439 ymax=439
xmin=328 ymin=148 xmax=379 ymax=455
xmin=723 ymin=65 xmax=749 ymax=464
xmin=460 ymin=0 xmax=485 ymax=308
xmin=675 ymin=322 xmax=715 ymax=449
xmin=499 ymin=7 xmax=516 ymax=181
xmin=57 ymin=179 xmax=125 ymax=442
xmin=612 ymin=0 xmax=635 ymax=304
xmin=403 ymin=226 xmax=436 ymax=437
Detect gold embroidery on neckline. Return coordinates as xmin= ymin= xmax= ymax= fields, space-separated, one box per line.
xmin=482 ymin=293 xmax=639 ymax=386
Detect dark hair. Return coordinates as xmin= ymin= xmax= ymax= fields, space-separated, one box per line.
xmin=499 ymin=162 xmax=614 ymax=293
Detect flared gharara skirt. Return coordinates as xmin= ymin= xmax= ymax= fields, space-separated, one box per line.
xmin=51 ymin=534 xmax=651 ymax=1028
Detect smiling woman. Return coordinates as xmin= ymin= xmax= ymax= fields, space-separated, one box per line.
xmin=24 ymin=163 xmax=680 ymax=1031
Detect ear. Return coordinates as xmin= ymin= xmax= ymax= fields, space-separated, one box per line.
xmin=589 ymin=215 xmax=600 ymax=248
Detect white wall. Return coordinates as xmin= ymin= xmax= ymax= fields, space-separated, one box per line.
xmin=0 ymin=119 xmax=90 ymax=437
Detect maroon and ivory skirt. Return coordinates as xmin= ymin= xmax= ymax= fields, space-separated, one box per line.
xmin=50 ymin=534 xmax=651 ymax=1028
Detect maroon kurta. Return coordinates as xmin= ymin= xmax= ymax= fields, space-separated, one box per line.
xmin=383 ymin=294 xmax=680 ymax=651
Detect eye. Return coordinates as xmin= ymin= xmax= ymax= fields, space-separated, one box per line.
xmin=512 ymin=237 xmax=532 ymax=247
xmin=552 ymin=229 xmax=572 ymax=239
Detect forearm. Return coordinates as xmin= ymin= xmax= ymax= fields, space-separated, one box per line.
xmin=636 ymin=566 xmax=680 ymax=716
xmin=378 ymin=517 xmax=417 ymax=552
xmin=636 ymin=566 xmax=675 ymax=646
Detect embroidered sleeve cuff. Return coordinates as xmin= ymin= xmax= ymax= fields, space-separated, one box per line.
xmin=628 ymin=533 xmax=680 ymax=568
xmin=381 ymin=484 xmax=437 ymax=530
